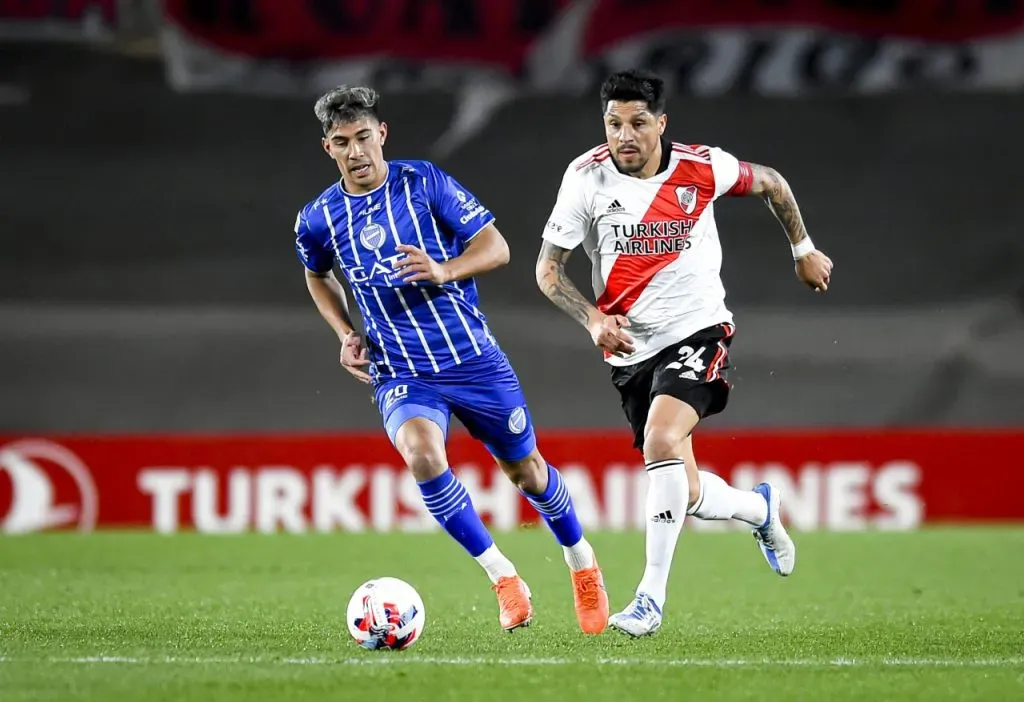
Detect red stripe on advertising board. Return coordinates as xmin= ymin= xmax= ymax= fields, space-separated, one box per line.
xmin=161 ymin=0 xmax=575 ymax=66
xmin=583 ymin=0 xmax=1024 ymax=49
xmin=0 ymin=430 xmax=1021 ymax=534
xmin=163 ymin=0 xmax=1024 ymax=65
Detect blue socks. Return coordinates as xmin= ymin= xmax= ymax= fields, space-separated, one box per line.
xmin=522 ymin=464 xmax=584 ymax=547
xmin=418 ymin=464 xmax=589 ymax=575
xmin=417 ymin=468 xmax=493 ymax=558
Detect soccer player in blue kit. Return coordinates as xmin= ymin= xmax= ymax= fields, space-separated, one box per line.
xmin=293 ymin=86 xmax=609 ymax=635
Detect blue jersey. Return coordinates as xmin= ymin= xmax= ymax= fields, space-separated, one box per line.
xmin=295 ymin=160 xmax=498 ymax=382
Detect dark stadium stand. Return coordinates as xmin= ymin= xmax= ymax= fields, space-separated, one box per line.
xmin=2 ymin=45 xmax=1022 ymax=431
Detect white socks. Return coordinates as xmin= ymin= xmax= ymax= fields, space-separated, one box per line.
xmin=476 ymin=539 xmax=595 ymax=584
xmin=636 ymin=459 xmax=688 ymax=606
xmin=634 ymin=462 xmax=770 ymax=607
xmin=563 ymin=537 xmax=596 ymax=571
xmin=475 ymin=543 xmax=518 ymax=584
xmin=689 ymin=470 xmax=768 ymax=527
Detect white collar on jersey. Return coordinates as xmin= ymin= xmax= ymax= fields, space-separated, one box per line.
xmin=337 ymin=162 xmax=391 ymax=198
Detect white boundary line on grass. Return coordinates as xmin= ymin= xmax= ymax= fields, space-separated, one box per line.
xmin=1 ymin=655 xmax=1022 ymax=668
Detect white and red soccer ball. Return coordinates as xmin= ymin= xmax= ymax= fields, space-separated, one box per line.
xmin=346 ymin=577 xmax=425 ymax=651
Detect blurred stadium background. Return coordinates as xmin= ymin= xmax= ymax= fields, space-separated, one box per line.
xmin=3 ymin=1 xmax=1023 ymax=436
xmin=2 ymin=2 xmax=1021 ymax=534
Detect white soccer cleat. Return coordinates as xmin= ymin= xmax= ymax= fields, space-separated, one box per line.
xmin=608 ymin=592 xmax=663 ymax=637
xmin=752 ymin=482 xmax=796 ymax=576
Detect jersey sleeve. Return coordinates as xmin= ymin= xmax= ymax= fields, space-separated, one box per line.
xmin=541 ymin=163 xmax=591 ymax=250
xmin=294 ymin=207 xmax=334 ymax=273
xmin=425 ymin=163 xmax=496 ymax=244
xmin=708 ymin=146 xmax=754 ymax=198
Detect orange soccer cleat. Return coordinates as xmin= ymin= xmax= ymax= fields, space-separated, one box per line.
xmin=570 ymin=561 xmax=609 ymax=634
xmin=492 ymin=575 xmax=533 ymax=632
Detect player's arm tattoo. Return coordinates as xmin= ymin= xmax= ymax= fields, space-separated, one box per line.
xmin=536 ymin=241 xmax=597 ymax=328
xmin=748 ymin=163 xmax=809 ymax=247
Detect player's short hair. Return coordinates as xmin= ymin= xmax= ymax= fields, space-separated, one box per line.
xmin=600 ymin=70 xmax=666 ymax=115
xmin=314 ymin=85 xmax=380 ymax=134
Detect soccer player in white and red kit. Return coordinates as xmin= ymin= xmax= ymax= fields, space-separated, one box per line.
xmin=536 ymin=70 xmax=833 ymax=637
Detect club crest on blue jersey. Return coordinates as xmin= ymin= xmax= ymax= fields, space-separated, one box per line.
xmin=360 ymin=222 xmax=387 ymax=250
xmin=508 ymin=407 xmax=527 ymax=435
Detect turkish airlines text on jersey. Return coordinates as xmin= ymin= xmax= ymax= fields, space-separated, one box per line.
xmin=1 ymin=431 xmax=1021 ymax=534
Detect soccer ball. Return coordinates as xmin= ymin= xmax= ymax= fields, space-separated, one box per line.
xmin=346 ymin=577 xmax=426 ymax=650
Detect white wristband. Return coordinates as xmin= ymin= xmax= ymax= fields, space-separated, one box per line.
xmin=791 ymin=238 xmax=815 ymax=260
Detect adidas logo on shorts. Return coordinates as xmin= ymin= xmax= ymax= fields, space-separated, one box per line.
xmin=651 ymin=510 xmax=675 ymax=524
xmin=680 ymin=370 xmax=699 ymax=380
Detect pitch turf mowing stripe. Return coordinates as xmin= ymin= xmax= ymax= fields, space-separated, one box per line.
xmin=1 ymin=656 xmax=1022 ymax=667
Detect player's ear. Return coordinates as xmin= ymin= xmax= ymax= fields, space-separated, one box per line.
xmin=378 ymin=121 xmax=388 ymax=146
xmin=657 ymin=113 xmax=667 ymax=135
xmin=321 ymin=137 xmax=332 ymax=157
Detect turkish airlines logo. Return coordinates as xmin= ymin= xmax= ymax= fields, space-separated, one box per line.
xmin=0 ymin=439 xmax=98 ymax=534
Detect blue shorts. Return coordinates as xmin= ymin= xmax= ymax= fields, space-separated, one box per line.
xmin=374 ymin=348 xmax=537 ymax=462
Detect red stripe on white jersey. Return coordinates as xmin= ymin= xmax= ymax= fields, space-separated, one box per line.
xmin=595 ymin=159 xmax=715 ymax=317
xmin=672 ymin=143 xmax=711 ymax=160
xmin=576 ymin=145 xmax=611 ymax=171
xmin=672 ymin=148 xmax=710 ymax=165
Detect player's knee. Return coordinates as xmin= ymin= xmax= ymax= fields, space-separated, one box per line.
xmin=395 ymin=427 xmax=447 ymax=481
xmin=403 ymin=444 xmax=448 ymax=481
xmin=498 ymin=451 xmax=547 ymax=494
xmin=642 ymin=424 xmax=686 ymax=463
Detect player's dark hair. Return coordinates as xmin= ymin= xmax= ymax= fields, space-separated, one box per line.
xmin=314 ymin=85 xmax=380 ymax=134
xmin=600 ymin=70 xmax=666 ymax=115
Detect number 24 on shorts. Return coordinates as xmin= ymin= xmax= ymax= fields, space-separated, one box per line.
xmin=666 ymin=345 xmax=707 ymax=376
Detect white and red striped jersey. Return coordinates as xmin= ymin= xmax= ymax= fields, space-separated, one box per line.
xmin=542 ymin=141 xmax=753 ymax=367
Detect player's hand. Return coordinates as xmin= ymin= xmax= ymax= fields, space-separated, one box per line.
xmin=588 ymin=313 xmax=635 ymax=357
xmin=340 ymin=331 xmax=372 ymax=384
xmin=393 ymin=245 xmax=449 ymax=285
xmin=795 ymin=250 xmax=833 ymax=293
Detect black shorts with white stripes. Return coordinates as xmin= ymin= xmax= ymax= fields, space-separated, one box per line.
xmin=610 ymin=323 xmax=735 ymax=451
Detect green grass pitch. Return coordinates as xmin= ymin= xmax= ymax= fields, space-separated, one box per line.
xmin=1 ymin=528 xmax=1022 ymax=701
